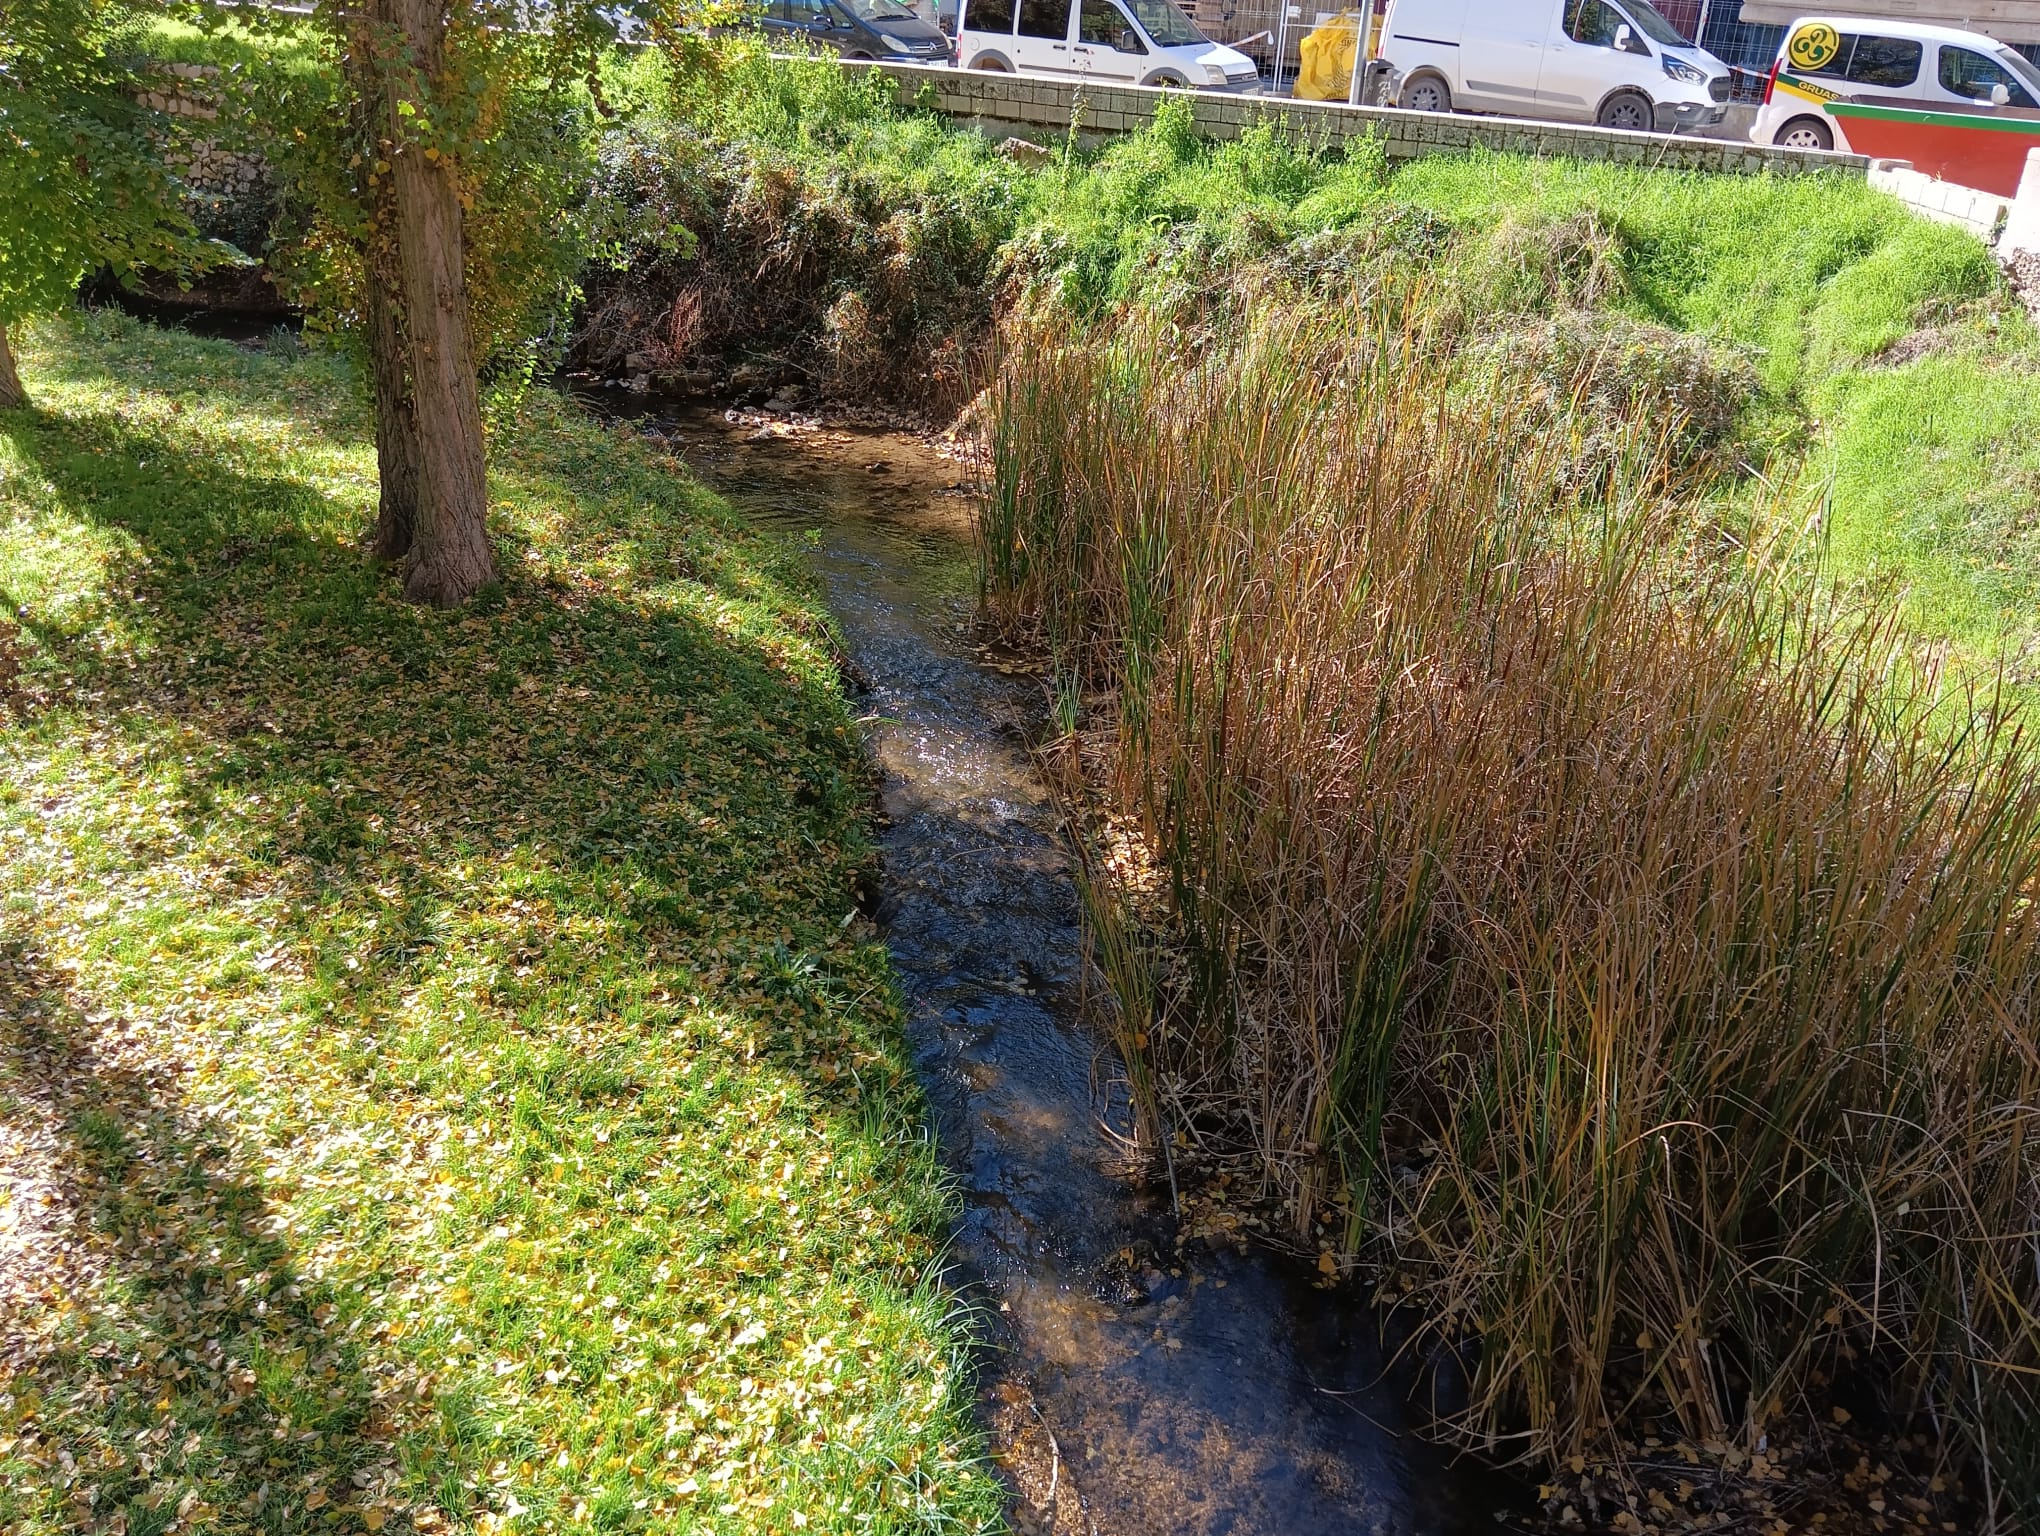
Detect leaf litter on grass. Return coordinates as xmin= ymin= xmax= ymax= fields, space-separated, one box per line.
xmin=0 ymin=313 xmax=1003 ymax=1536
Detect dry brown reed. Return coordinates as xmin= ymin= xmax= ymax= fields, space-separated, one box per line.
xmin=980 ymin=292 xmax=2040 ymax=1511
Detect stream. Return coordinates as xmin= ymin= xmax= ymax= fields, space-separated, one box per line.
xmin=604 ymin=400 xmax=1522 ymax=1536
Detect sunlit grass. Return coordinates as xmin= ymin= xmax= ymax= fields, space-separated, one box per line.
xmin=0 ymin=309 xmax=1002 ymax=1535
xmin=134 ymin=14 xmax=325 ymax=81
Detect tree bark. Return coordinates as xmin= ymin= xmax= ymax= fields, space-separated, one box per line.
xmin=382 ymin=0 xmax=495 ymax=607
xmin=363 ymin=241 xmax=422 ymax=563
xmin=345 ymin=12 xmax=424 ymax=565
xmin=0 ymin=324 xmax=26 ymax=411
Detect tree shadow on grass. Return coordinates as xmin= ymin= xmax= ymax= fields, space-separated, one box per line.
xmin=0 ymin=361 xmax=960 ymax=1529
xmin=0 ymin=927 xmax=425 ymax=1536
xmin=0 ymin=396 xmax=873 ymax=970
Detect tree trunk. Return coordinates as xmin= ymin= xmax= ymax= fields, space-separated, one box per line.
xmin=383 ymin=0 xmax=495 ymax=607
xmin=363 ymin=246 xmax=422 ymax=563
xmin=345 ymin=12 xmax=423 ymax=565
xmin=0 ymin=324 xmax=26 ymax=411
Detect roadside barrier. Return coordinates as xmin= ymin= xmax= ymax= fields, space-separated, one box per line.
xmin=850 ymin=60 xmax=1867 ymax=177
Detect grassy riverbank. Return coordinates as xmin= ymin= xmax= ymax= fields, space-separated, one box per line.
xmin=0 ymin=311 xmax=1001 ymax=1535
xmin=126 ymin=28 xmax=2040 ymax=670
xmin=598 ymin=50 xmax=2040 ymax=670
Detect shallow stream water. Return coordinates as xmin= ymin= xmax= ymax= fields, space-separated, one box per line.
xmin=607 ymin=401 xmax=1520 ymax=1536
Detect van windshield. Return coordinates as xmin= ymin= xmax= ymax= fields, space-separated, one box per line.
xmin=1615 ymin=0 xmax=1692 ymax=49
xmin=840 ymin=0 xmax=918 ymax=18
xmin=1999 ymin=47 xmax=2040 ymax=101
xmin=1123 ymin=0 xmax=1205 ymax=47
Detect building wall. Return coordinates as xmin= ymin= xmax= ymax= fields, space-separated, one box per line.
xmin=1736 ymin=1 xmax=2040 ymax=44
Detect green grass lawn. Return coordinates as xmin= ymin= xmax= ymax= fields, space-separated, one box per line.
xmin=0 ymin=310 xmax=1002 ymax=1536
xmin=134 ymin=15 xmax=324 ymax=81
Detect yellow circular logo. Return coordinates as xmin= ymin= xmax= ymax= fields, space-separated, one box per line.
xmin=1789 ymin=23 xmax=1842 ymax=71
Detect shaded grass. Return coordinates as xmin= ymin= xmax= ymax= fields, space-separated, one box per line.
xmin=0 ymin=309 xmax=1002 ymax=1535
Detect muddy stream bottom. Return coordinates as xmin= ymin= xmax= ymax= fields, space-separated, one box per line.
xmin=601 ymin=399 xmax=1524 ymax=1536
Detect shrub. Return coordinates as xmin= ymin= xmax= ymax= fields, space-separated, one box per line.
xmin=1472 ymin=313 xmax=1760 ymax=479
xmin=574 ymin=48 xmax=1028 ymax=401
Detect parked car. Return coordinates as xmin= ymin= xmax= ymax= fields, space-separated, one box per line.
xmin=756 ymin=0 xmax=956 ymax=62
xmin=956 ymin=0 xmax=1261 ymax=90
xmin=1379 ymin=0 xmax=1732 ymax=132
xmin=1753 ymin=16 xmax=2040 ymax=171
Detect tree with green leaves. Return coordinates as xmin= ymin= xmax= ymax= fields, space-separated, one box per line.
xmin=220 ymin=0 xmax=653 ymax=606
xmin=0 ymin=0 xmax=206 ymax=409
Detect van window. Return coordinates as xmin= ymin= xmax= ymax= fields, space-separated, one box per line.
xmin=1563 ymin=0 xmax=1625 ymax=48
xmin=964 ymin=0 xmax=1014 ymax=28
xmin=1788 ymin=23 xmax=1851 ymax=78
xmin=1078 ymin=0 xmax=1141 ymax=49
xmin=1616 ymin=0 xmax=1690 ymax=48
xmin=1846 ymin=36 xmax=1921 ymax=88
xmin=1121 ymin=0 xmax=1204 ymax=47
xmin=1016 ymin=0 xmax=1068 ymax=36
xmin=1941 ymin=44 xmax=2039 ymax=107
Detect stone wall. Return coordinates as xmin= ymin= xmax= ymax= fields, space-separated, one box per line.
xmin=850 ymin=60 xmax=1870 ymax=178
xmin=136 ymin=61 xmax=221 ymax=121
xmin=132 ymin=65 xmax=277 ymax=252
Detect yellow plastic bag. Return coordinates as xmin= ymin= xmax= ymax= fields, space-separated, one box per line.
xmin=1294 ymin=9 xmax=1374 ymax=102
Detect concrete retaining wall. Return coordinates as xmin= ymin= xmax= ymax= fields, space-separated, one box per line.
xmin=1868 ymin=158 xmax=2016 ymax=239
xmin=850 ymin=61 xmax=1870 ymax=178
xmin=1997 ymin=147 xmax=2040 ymax=261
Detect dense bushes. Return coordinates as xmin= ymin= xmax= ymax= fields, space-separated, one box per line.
xmin=577 ymin=51 xmax=1027 ymax=401
xmin=575 ymin=58 xmax=1405 ymax=398
xmin=1472 ymin=313 xmax=1759 ymax=479
xmin=577 ymin=51 xmax=2004 ymax=440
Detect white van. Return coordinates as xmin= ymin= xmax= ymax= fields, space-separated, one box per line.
xmin=1752 ymin=17 xmax=2040 ymax=151
xmin=957 ymin=0 xmax=1261 ymax=90
xmin=1380 ymin=0 xmax=1731 ymax=132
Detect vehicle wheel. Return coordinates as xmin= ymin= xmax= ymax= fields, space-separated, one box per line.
xmin=1777 ymin=115 xmax=1834 ymax=150
xmin=970 ymin=53 xmax=1010 ymax=70
xmin=1597 ymin=90 xmax=1653 ymax=130
xmin=1401 ymin=71 xmax=1451 ymax=113
xmin=842 ymin=48 xmax=874 ymax=59
xmin=1145 ymin=72 xmax=1187 ymax=88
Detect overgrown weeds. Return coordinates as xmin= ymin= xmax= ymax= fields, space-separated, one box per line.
xmin=577 ymin=46 xmax=1027 ymax=404
xmin=981 ymin=291 xmax=2040 ymax=1516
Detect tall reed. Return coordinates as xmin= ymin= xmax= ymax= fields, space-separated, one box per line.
xmin=981 ymin=292 xmax=2040 ymax=1508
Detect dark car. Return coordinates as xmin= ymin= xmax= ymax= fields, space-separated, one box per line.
xmin=757 ymin=0 xmax=955 ymax=62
